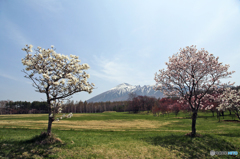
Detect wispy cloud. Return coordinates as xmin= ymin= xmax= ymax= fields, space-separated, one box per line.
xmin=0 ymin=73 xmax=18 ymax=81
xmin=26 ymin=0 xmax=64 ymax=14
xmin=90 ymin=55 xmax=133 ymax=83
xmin=1 ymin=17 xmax=32 ymax=47
xmin=0 ymin=73 xmax=32 ymax=85
xmin=90 ymin=55 xmax=151 ymax=85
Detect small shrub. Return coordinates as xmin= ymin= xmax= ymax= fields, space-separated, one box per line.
xmin=26 ymin=131 xmax=63 ymax=145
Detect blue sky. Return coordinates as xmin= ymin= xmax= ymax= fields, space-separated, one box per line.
xmin=0 ymin=0 xmax=240 ymax=103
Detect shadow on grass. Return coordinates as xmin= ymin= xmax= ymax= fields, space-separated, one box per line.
xmin=0 ymin=132 xmax=65 ymax=159
xmin=181 ymin=116 xmax=216 ymax=119
xmin=216 ymin=132 xmax=240 ymax=138
xmin=143 ymin=134 xmax=240 ymax=159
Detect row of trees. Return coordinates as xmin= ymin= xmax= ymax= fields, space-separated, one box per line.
xmin=0 ymin=100 xmax=48 ymax=114
xmin=2 ymin=85 xmax=239 ymax=115
xmin=0 ymin=99 xmax=128 ymax=114
xmin=61 ymin=95 xmax=171 ymax=113
xmin=0 ymin=96 xmax=163 ymax=114
xmin=151 ymin=95 xmax=229 ymax=117
xmin=62 ymin=100 xmax=128 ymax=113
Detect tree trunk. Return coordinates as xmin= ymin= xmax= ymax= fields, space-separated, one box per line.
xmin=236 ymin=113 xmax=240 ymax=120
xmin=47 ymin=116 xmax=54 ymax=136
xmin=217 ymin=111 xmax=220 ymax=122
xmin=191 ymin=110 xmax=198 ymax=137
xmin=46 ymin=98 xmax=53 ymax=136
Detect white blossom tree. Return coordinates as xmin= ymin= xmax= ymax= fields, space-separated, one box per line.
xmin=217 ymin=87 xmax=240 ymax=120
xmin=154 ymin=45 xmax=235 ymax=137
xmin=21 ymin=44 xmax=95 ymax=136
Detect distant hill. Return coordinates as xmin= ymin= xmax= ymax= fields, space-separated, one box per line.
xmin=86 ymin=83 xmax=165 ymax=102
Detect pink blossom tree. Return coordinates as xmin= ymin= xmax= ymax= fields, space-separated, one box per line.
xmin=168 ymin=102 xmax=182 ymax=117
xmin=201 ymin=92 xmax=221 ymax=117
xmin=154 ymin=45 xmax=235 ymax=137
xmin=21 ymin=44 xmax=95 ymax=136
xmin=216 ymin=87 xmax=240 ymax=120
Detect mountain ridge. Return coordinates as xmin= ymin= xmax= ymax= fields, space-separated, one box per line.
xmin=87 ymin=83 xmax=164 ymax=102
xmin=86 ymin=83 xmax=236 ymax=103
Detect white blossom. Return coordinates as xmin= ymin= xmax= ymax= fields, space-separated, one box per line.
xmin=60 ymin=79 xmax=65 ymax=84
xmin=52 ymin=75 xmax=58 ymax=80
xmin=22 ymin=45 xmax=94 ymax=127
xmin=53 ymin=81 xmax=60 ymax=85
xmin=26 ymin=60 xmax=33 ymax=66
xmin=42 ymin=74 xmax=49 ymax=79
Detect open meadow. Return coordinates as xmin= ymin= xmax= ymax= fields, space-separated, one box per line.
xmin=0 ymin=111 xmax=239 ymax=159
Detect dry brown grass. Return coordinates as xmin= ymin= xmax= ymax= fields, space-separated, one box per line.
xmin=54 ymin=120 xmax=176 ymax=130
xmin=0 ymin=114 xmax=46 ymax=118
xmin=0 ymin=119 xmax=180 ymax=131
xmin=53 ymin=120 xmax=177 ymax=130
xmin=0 ymin=113 xmax=95 ymax=118
xmin=0 ymin=120 xmax=47 ymax=128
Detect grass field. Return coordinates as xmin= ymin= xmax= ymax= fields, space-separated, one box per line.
xmin=0 ymin=111 xmax=239 ymax=159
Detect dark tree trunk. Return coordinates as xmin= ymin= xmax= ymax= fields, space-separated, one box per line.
xmin=47 ymin=116 xmax=54 ymax=136
xmin=217 ymin=111 xmax=220 ymax=122
xmin=211 ymin=110 xmax=214 ymax=117
xmin=191 ymin=110 xmax=198 ymax=137
xmin=46 ymin=98 xmax=54 ymax=136
xmin=236 ymin=113 xmax=240 ymax=120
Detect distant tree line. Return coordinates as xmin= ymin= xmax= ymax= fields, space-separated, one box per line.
xmin=0 ymin=96 xmax=199 ymax=115
xmin=0 ymin=99 xmax=130 ymax=114
xmin=0 ymin=85 xmax=239 ymax=115
xmin=0 ymin=100 xmax=48 ymax=114
xmin=0 ymin=96 xmax=163 ymax=114
xmin=61 ymin=100 xmax=129 ymax=113
xmin=61 ymin=95 xmax=163 ymax=114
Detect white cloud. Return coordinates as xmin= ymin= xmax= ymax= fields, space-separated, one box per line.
xmin=0 ymin=73 xmax=18 ymax=81
xmin=1 ymin=17 xmax=32 ymax=47
xmin=26 ymin=0 xmax=64 ymax=13
xmin=0 ymin=73 xmax=32 ymax=85
xmin=90 ymin=55 xmax=151 ymax=85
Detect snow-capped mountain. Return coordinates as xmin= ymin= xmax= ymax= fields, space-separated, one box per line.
xmin=86 ymin=83 xmax=165 ymax=102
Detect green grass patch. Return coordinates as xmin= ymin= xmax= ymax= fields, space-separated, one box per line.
xmin=0 ymin=111 xmax=239 ymax=158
